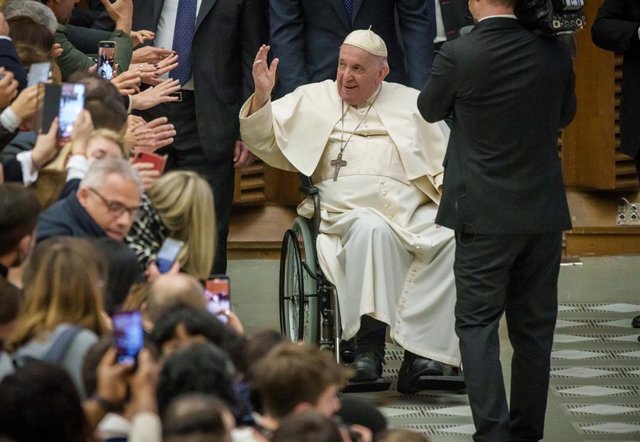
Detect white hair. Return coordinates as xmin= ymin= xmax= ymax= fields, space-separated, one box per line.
xmin=80 ymin=158 xmax=143 ymax=194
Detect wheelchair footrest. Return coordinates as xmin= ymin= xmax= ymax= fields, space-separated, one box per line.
xmin=415 ymin=374 xmax=466 ymax=392
xmin=343 ymin=378 xmax=391 ymax=393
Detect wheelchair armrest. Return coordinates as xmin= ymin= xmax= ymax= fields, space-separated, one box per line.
xmin=298 ymin=174 xmax=322 ymax=238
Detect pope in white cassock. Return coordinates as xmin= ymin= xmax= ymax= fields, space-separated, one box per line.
xmin=240 ymin=29 xmax=460 ymax=393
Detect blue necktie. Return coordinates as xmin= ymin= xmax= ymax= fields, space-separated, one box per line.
xmin=344 ymin=0 xmax=353 ymax=23
xmin=171 ymin=0 xmax=197 ymax=85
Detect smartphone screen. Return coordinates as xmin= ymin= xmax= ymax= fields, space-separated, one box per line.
xmin=97 ymin=41 xmax=116 ymax=80
xmin=27 ymin=62 xmax=51 ymax=87
xmin=112 ymin=310 xmax=144 ymax=365
xmin=205 ymin=276 xmax=231 ymax=324
xmin=57 ymin=83 xmax=85 ymax=140
xmin=156 ymin=237 xmax=185 ymax=273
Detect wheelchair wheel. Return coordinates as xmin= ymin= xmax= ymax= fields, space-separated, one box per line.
xmin=278 ymin=217 xmax=319 ymax=343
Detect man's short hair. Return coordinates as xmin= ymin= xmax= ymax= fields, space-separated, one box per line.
xmin=251 ymin=342 xmax=349 ymax=419
xmin=163 ymin=393 xmax=233 ymax=442
xmin=80 ymin=157 xmax=143 ymax=194
xmin=2 ymin=0 xmax=57 ymax=35
xmin=271 ymin=411 xmax=343 ymax=442
xmin=150 ymin=304 xmax=249 ymax=374
xmin=491 ymin=0 xmax=516 ymax=8
xmin=66 ymin=72 xmax=128 ymax=133
xmin=146 ymin=274 xmax=206 ymax=322
xmin=0 ymin=184 xmax=40 ymax=256
xmin=155 ymin=343 xmax=238 ymax=416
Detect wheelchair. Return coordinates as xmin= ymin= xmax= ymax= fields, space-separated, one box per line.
xmin=278 ymin=176 xmax=342 ymax=360
xmin=278 ymin=175 xmax=465 ymax=392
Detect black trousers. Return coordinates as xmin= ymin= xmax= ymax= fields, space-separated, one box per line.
xmin=138 ymin=92 xmax=234 ymax=275
xmin=454 ymin=232 xmax=562 ymax=442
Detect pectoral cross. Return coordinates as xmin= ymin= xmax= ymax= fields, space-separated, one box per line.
xmin=331 ymin=153 xmax=347 ymax=181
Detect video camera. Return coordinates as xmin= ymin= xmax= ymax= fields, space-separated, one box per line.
xmin=516 ymin=0 xmax=586 ymax=36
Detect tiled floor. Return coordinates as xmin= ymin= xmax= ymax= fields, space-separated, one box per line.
xmin=228 ymin=256 xmax=640 ymax=441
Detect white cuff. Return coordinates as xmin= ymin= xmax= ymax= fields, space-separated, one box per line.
xmin=129 ymin=412 xmax=161 ymax=442
xmin=0 ymin=107 xmax=21 ymax=133
xmin=16 ymin=151 xmax=38 ymax=186
xmin=66 ymin=154 xmax=90 ymax=181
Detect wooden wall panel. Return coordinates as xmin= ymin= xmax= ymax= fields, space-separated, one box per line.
xmin=562 ymin=1 xmax=638 ymax=189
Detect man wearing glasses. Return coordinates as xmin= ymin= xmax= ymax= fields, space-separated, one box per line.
xmin=37 ymin=158 xmax=142 ymax=242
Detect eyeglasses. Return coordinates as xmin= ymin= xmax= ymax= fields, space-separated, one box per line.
xmin=89 ymin=187 xmax=139 ymax=218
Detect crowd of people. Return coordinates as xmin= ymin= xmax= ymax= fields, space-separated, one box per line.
xmin=0 ymin=0 xmax=445 ymax=440
xmin=0 ymin=0 xmax=629 ymax=441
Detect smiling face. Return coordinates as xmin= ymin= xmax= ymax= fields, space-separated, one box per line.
xmin=336 ymin=44 xmax=389 ymax=106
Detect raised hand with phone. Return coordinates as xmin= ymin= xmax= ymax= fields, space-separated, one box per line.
xmin=8 ymin=84 xmax=38 ymax=130
xmin=205 ymin=276 xmax=231 ymax=324
xmin=112 ymin=310 xmax=145 ymax=365
xmin=97 ymin=41 xmax=116 ymax=81
xmin=0 ymin=68 xmax=18 ymax=109
xmin=155 ymin=237 xmax=185 ymax=274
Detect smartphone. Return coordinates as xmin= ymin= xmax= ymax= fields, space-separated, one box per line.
xmin=112 ymin=310 xmax=144 ymax=365
xmin=97 ymin=41 xmax=116 ymax=80
xmin=205 ymin=275 xmax=231 ymax=324
xmin=132 ymin=151 xmax=168 ymax=174
xmin=57 ymin=83 xmax=86 ymax=140
xmin=156 ymin=237 xmax=185 ymax=273
xmin=27 ymin=62 xmax=51 ymax=87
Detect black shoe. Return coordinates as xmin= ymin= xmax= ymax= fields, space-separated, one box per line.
xmin=350 ymin=350 xmax=383 ymax=382
xmin=397 ymin=351 xmax=451 ymax=394
xmin=632 ymin=315 xmax=640 ymax=328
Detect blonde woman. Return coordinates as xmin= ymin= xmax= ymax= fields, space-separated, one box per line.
xmin=126 ymin=171 xmax=216 ymax=281
xmin=2 ymin=237 xmax=108 ymax=397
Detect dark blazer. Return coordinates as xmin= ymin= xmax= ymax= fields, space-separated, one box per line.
xmin=133 ymin=0 xmax=264 ymax=161
xmin=270 ymin=0 xmax=433 ymax=96
xmin=36 ymin=193 xmax=106 ymax=242
xmin=0 ymin=38 xmax=26 ymax=91
xmin=418 ymin=18 xmax=576 ymax=234
xmin=592 ymin=0 xmax=640 ymax=159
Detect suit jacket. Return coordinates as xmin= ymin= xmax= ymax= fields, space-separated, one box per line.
xmin=133 ymin=0 xmax=264 ymax=161
xmin=0 ymin=38 xmax=26 ymax=91
xmin=37 ymin=192 xmax=106 ymax=242
xmin=418 ymin=17 xmax=576 ymax=234
xmin=270 ymin=0 xmax=433 ymax=96
xmin=592 ymin=0 xmax=640 ymax=158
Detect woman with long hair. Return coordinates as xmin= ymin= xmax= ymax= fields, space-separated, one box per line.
xmin=4 ymin=237 xmax=108 ymax=397
xmin=127 ymin=170 xmax=216 ymax=280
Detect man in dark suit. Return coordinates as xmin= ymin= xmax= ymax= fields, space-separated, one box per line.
xmin=269 ymin=0 xmax=433 ymax=96
xmin=592 ymin=0 xmax=640 ymax=333
xmin=592 ymin=0 xmax=640 ymax=176
xmin=418 ymin=0 xmax=576 ymax=440
xmin=133 ymin=0 xmax=265 ymax=274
